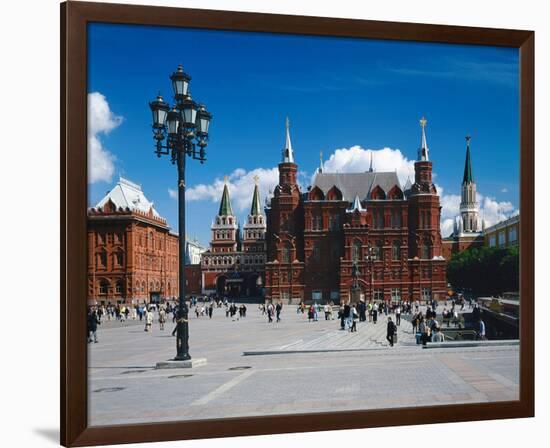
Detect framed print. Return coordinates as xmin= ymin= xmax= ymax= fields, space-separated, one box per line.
xmin=61 ymin=1 xmax=534 ymax=446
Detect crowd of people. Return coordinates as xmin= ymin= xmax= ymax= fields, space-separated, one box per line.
xmin=87 ymin=294 xmax=486 ymax=347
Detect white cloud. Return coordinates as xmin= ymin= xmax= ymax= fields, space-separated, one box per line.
xmin=181 ymin=143 xmax=517 ymax=235
xmin=438 ymin=189 xmax=518 ymax=236
xmin=479 ymin=195 xmax=516 ymax=227
xmin=184 ymin=167 xmax=280 ymax=215
xmin=440 ymin=219 xmax=455 ymax=238
xmin=87 ymin=92 xmax=123 ymax=183
xmin=168 ymin=188 xmax=177 ymax=199
xmin=501 ymin=187 xmax=508 ymax=193
xmin=321 ymin=146 xmax=416 ymax=185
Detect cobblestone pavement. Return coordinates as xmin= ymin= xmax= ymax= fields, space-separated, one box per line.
xmin=88 ymin=305 xmax=518 ymax=426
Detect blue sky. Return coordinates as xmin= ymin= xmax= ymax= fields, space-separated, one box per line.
xmin=87 ymin=23 xmax=519 ymax=244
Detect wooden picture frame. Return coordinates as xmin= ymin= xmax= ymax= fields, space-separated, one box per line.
xmin=61 ymin=1 xmax=534 ymax=446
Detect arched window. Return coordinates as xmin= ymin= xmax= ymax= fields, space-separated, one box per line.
xmin=352 ymin=240 xmax=362 ymax=262
xmin=99 ymin=280 xmax=109 ymax=294
xmin=312 ymin=213 xmax=323 ymax=230
xmin=371 ymin=186 xmax=386 ymax=200
xmin=373 ymin=209 xmax=384 ymax=229
xmin=373 ymin=240 xmax=383 ymax=260
xmin=328 ymin=214 xmax=340 ymax=231
xmin=391 ymin=209 xmax=402 ymax=228
xmin=312 ymin=241 xmax=321 ymax=262
xmin=115 ymin=281 xmax=124 ymax=294
xmin=282 ymin=243 xmax=291 ymax=263
xmin=97 ymin=251 xmax=107 ymax=269
xmin=115 ymin=251 xmax=123 ymax=267
xmin=422 ymin=244 xmax=430 ymax=259
xmin=392 ymin=241 xmax=401 ymax=261
xmin=326 ymin=186 xmax=343 ymax=201
xmin=141 ymin=282 xmax=145 ymax=293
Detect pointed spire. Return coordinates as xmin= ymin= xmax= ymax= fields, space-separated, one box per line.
xmin=418 ymin=116 xmax=429 ymax=161
xmin=250 ymin=175 xmax=262 ymax=216
xmin=318 ymin=150 xmax=324 ymax=173
xmin=369 ymin=152 xmax=374 ymax=172
xmin=463 ymin=135 xmax=474 ymax=183
xmin=218 ymin=176 xmax=234 ymax=216
xmin=347 ymin=195 xmax=365 ymax=213
xmin=282 ymin=116 xmax=295 ymax=163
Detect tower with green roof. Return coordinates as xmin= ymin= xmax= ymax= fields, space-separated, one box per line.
xmin=243 ymin=175 xmax=267 ymax=254
xmin=457 ymin=136 xmax=482 ymax=234
xmin=210 ymin=176 xmax=239 ymax=254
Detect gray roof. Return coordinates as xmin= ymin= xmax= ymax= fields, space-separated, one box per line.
xmin=312 ymin=171 xmax=402 ymax=202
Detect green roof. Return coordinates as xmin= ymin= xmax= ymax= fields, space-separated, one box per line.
xmin=463 ymin=144 xmax=474 ymax=183
xmin=250 ymin=183 xmax=261 ymax=216
xmin=218 ymin=183 xmax=234 ymax=216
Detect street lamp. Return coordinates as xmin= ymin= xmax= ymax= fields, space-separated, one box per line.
xmin=149 ymin=65 xmax=212 ymax=361
xmin=364 ymin=244 xmax=376 ymax=302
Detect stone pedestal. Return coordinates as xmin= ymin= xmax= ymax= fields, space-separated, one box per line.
xmin=155 ymin=358 xmax=207 ymax=369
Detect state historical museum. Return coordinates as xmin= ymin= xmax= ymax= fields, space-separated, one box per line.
xmin=265 ymin=118 xmax=447 ymax=304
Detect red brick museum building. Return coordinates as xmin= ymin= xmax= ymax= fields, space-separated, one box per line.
xmin=87 ymin=177 xmax=182 ymax=305
xmin=265 ymin=118 xmax=447 ymax=304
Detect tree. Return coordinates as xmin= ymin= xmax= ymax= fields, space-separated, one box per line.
xmin=447 ymin=245 xmax=519 ymax=295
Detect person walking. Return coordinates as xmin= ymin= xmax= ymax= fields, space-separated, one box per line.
xmin=343 ymin=301 xmax=351 ymax=329
xmin=372 ymin=302 xmax=378 ymax=324
xmin=208 ymin=303 xmax=214 ymax=319
xmin=386 ymin=316 xmax=397 ymax=347
xmin=477 ymin=318 xmax=486 ymax=340
xmin=395 ymin=304 xmax=401 ymax=326
xmin=144 ymin=308 xmax=153 ymax=332
xmin=276 ymin=301 xmax=283 ymax=322
xmin=267 ymin=302 xmax=274 ymax=323
xmin=87 ymin=308 xmax=100 ymax=343
xmin=158 ymin=307 xmax=166 ymax=331
xmin=338 ymin=302 xmax=345 ymax=330
xmin=308 ymin=304 xmax=315 ymax=322
xmin=350 ymin=304 xmax=358 ymax=332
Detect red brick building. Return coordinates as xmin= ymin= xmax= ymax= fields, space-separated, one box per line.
xmin=265 ymin=118 xmax=447 ymax=304
xmin=201 ymin=177 xmax=267 ymax=298
xmin=87 ymin=177 xmax=180 ymax=305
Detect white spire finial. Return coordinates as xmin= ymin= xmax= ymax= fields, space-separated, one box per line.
xmin=369 ymin=152 xmax=374 ymax=172
xmin=282 ymin=116 xmax=294 ymax=163
xmin=319 ymin=150 xmax=324 ymax=173
xmin=418 ymin=116 xmax=429 ymax=161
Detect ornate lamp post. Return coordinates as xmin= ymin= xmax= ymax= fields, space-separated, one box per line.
xmin=364 ymin=244 xmax=376 ymax=302
xmin=149 ymin=65 xmax=212 ymax=361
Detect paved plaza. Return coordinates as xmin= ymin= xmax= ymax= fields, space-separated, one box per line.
xmin=88 ymin=305 xmax=519 ymax=426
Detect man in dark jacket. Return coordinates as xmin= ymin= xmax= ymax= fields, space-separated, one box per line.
xmin=386 ymin=316 xmax=397 ymax=347
xmin=87 ymin=308 xmax=100 ymax=343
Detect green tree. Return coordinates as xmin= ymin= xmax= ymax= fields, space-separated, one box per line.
xmin=447 ymin=245 xmax=519 ymax=295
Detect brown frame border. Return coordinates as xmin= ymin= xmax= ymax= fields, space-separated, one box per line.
xmin=61 ymin=1 xmax=535 ymax=446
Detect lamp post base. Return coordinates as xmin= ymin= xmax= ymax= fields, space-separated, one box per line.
xmin=155 ymin=358 xmax=207 ymax=369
